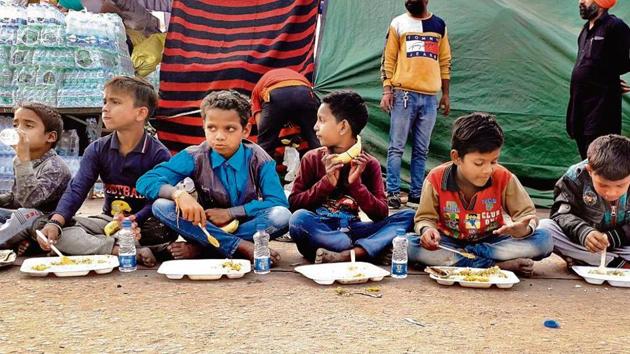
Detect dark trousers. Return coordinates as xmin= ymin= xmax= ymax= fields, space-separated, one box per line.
xmin=575 ymin=134 xmax=598 ymax=159
xmin=258 ymin=85 xmax=320 ymax=157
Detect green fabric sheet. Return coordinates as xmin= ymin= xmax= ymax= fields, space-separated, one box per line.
xmin=314 ymin=0 xmax=630 ymax=207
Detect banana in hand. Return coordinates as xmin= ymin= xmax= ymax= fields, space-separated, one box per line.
xmin=332 ymin=135 xmax=362 ymax=164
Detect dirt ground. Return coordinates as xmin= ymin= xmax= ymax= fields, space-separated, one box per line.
xmin=0 ymin=200 xmax=628 ymax=353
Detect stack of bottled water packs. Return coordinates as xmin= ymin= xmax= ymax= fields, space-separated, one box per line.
xmin=0 ymin=3 xmax=134 ymax=108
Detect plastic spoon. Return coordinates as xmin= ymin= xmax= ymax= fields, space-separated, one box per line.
xmin=350 ymin=249 xmax=356 ymax=264
xmin=198 ymin=224 xmax=220 ymax=248
xmin=438 ymin=244 xmax=476 ymax=259
xmin=599 ymin=250 xmax=606 ymax=270
xmin=35 ymin=230 xmax=66 ymax=260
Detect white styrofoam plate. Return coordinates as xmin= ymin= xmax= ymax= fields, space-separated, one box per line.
xmin=427 ymin=267 xmax=520 ymax=289
xmin=20 ymin=255 xmax=119 ymax=277
xmin=294 ymin=262 xmax=390 ymax=285
xmin=0 ymin=250 xmax=16 ymax=268
xmin=157 ymin=259 xmax=251 ymax=280
xmin=572 ymin=266 xmax=630 ymax=287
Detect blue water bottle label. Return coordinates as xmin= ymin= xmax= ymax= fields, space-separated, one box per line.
xmin=391 ymin=261 xmax=408 ymax=277
xmin=119 ymin=254 xmax=136 ymax=268
xmin=254 ymin=257 xmax=270 ymax=272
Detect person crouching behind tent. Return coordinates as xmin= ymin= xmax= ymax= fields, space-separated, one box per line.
xmin=408 ymin=112 xmax=553 ymax=277
xmin=288 ymin=90 xmax=415 ymax=264
xmin=251 ymin=68 xmax=321 ymax=158
xmin=539 ymin=135 xmax=630 ymax=269
xmin=138 ymin=90 xmax=291 ymax=263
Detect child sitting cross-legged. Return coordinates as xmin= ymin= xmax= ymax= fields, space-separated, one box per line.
xmin=540 ymin=135 xmax=630 ymax=268
xmin=137 ymin=90 xmax=291 ymax=263
xmin=409 ymin=112 xmax=553 ymax=276
xmin=289 ymin=90 xmax=415 ymax=264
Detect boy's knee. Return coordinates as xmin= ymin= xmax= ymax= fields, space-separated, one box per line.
xmin=289 ymin=209 xmax=313 ymax=240
xmin=151 ymin=198 xmax=175 ymax=219
xmin=393 ymin=209 xmax=416 ymax=223
xmin=268 ymin=206 xmax=291 ymax=228
xmin=534 ymin=228 xmax=554 ymax=256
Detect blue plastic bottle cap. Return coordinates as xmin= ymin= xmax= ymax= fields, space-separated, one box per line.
xmin=122 ymin=218 xmax=132 ymax=228
xmin=396 ymin=228 xmax=406 ymax=235
xmin=544 ymin=320 xmax=560 ymax=329
xmin=256 ymin=223 xmax=266 ymax=231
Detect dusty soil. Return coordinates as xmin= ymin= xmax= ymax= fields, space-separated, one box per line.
xmin=0 ymin=201 xmax=628 ymax=353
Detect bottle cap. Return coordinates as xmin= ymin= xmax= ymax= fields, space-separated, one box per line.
xmin=256 ymin=223 xmax=266 ymax=231
xmin=122 ymin=218 xmax=132 ymax=228
xmin=396 ymin=228 xmax=406 ymax=235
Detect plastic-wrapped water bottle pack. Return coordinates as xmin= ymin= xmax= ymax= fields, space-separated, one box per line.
xmin=0 ymin=3 xmax=134 ymax=108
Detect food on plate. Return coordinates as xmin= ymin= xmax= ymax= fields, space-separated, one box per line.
xmin=588 ymin=269 xmax=628 ymax=276
xmin=31 ymin=264 xmax=50 ymax=271
xmin=439 ymin=266 xmax=508 ymax=282
xmin=221 ymin=260 xmax=242 ymax=272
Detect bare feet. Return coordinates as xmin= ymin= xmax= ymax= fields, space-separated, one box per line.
xmin=236 ymin=240 xmax=280 ymax=266
xmin=167 ymin=241 xmax=203 ymax=259
xmin=314 ymin=248 xmax=350 ymax=264
xmin=16 ymin=240 xmax=30 ymax=256
xmin=137 ymin=247 xmax=156 ymax=267
xmin=497 ymin=258 xmax=534 ymax=277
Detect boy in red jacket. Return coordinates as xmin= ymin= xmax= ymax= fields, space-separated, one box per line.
xmin=289 ymin=90 xmax=415 ymax=263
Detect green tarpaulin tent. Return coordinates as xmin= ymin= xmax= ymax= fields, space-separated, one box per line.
xmin=314 ymin=0 xmax=630 ymax=207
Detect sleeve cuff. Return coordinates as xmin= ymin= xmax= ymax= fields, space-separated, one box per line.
xmin=606 ymin=229 xmax=624 ymax=249
xmin=158 ymin=184 xmax=178 ymax=199
xmin=228 ymin=206 xmax=246 ymax=218
xmin=577 ymin=225 xmax=596 ymax=246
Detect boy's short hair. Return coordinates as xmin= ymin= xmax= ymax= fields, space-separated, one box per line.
xmin=200 ymin=90 xmax=251 ymax=127
xmin=104 ymin=76 xmax=158 ymax=119
xmin=452 ymin=112 xmax=504 ymax=156
xmin=15 ymin=102 xmax=63 ymax=148
xmin=322 ymin=90 xmax=368 ymax=136
xmin=587 ymin=134 xmax=630 ymax=181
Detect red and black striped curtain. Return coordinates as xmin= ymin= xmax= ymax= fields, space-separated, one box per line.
xmin=156 ymin=0 xmax=318 ymax=152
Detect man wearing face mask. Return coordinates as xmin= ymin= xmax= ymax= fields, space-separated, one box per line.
xmin=566 ymin=0 xmax=630 ymax=159
xmin=380 ymin=0 xmax=451 ymax=210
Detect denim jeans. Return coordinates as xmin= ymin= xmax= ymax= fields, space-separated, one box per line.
xmin=289 ymin=208 xmax=415 ymax=261
xmin=386 ymin=90 xmax=438 ymax=199
xmin=407 ymin=228 xmax=553 ymax=268
xmin=152 ymin=198 xmax=291 ymax=257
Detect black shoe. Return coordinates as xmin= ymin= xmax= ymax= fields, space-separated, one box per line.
xmin=387 ymin=193 xmax=401 ymax=209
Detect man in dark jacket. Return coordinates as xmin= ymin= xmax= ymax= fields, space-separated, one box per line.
xmin=566 ymin=0 xmax=630 ymax=159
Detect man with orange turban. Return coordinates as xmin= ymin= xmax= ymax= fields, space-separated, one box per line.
xmin=566 ymin=0 xmax=630 ymax=159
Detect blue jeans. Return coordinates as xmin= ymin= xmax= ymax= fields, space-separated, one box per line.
xmin=152 ymin=199 xmax=291 ymax=257
xmin=407 ymin=229 xmax=553 ymax=268
xmin=386 ymin=90 xmax=437 ymax=199
xmin=289 ymin=209 xmax=415 ymax=261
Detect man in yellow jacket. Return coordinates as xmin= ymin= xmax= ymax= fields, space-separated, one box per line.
xmin=380 ymin=0 xmax=451 ymax=209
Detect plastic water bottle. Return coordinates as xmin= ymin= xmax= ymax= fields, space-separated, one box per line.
xmin=391 ymin=228 xmax=408 ymax=279
xmin=118 ymin=218 xmax=137 ymax=272
xmin=0 ymin=128 xmax=19 ymax=145
xmin=253 ymin=223 xmax=270 ymax=274
xmin=68 ymin=129 xmax=79 ymax=156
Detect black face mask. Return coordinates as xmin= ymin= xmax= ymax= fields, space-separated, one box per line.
xmin=405 ymin=1 xmax=425 ymax=16
xmin=579 ymin=3 xmax=599 ymax=20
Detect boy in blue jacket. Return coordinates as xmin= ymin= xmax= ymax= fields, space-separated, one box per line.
xmin=137 ymin=90 xmax=291 ymax=262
